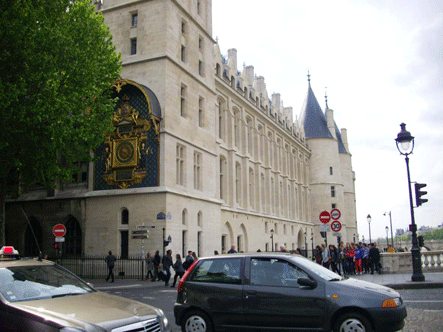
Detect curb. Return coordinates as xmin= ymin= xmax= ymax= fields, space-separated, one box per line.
xmin=386 ymin=282 xmax=443 ymax=290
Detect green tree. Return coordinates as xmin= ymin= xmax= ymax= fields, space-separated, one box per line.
xmin=0 ymin=0 xmax=121 ymax=245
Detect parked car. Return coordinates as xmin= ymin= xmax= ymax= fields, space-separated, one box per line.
xmin=0 ymin=246 xmax=171 ymax=332
xmin=174 ymin=252 xmax=406 ymax=332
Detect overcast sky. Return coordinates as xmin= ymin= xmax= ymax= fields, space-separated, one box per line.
xmin=212 ymin=0 xmax=443 ymax=241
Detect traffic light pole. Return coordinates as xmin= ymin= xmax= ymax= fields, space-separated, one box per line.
xmin=404 ymin=155 xmax=425 ymax=282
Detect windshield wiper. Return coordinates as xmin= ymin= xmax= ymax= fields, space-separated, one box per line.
xmin=51 ymin=293 xmax=83 ymax=298
xmin=329 ymin=278 xmax=342 ymax=281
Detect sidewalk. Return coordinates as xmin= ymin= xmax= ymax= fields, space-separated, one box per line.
xmin=85 ymin=271 xmax=443 ymax=290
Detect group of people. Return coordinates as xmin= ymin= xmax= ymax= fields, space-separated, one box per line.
xmin=145 ymin=250 xmax=198 ymax=287
xmin=314 ymin=242 xmax=382 ymax=276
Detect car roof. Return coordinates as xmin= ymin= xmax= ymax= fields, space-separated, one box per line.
xmin=0 ymin=257 xmax=55 ymax=268
xmin=198 ymin=252 xmax=306 ymax=260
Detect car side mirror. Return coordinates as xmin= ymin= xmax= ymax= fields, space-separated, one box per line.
xmin=298 ymin=277 xmax=317 ymax=289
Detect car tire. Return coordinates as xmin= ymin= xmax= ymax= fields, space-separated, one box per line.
xmin=334 ymin=312 xmax=372 ymax=332
xmin=181 ymin=310 xmax=214 ymax=332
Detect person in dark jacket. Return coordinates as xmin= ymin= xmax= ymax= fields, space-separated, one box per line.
xmin=369 ymin=243 xmax=381 ymax=274
xmin=105 ymin=251 xmax=116 ymax=283
xmin=162 ymin=249 xmax=173 ymax=286
xmin=329 ymin=245 xmax=340 ymax=275
xmin=171 ymin=254 xmax=185 ymax=287
xmin=153 ymin=250 xmax=161 ymax=281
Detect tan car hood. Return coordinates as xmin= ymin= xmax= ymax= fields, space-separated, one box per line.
xmin=9 ymin=291 xmax=157 ymax=328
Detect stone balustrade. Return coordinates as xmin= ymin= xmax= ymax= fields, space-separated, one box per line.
xmin=380 ymin=250 xmax=443 ymax=274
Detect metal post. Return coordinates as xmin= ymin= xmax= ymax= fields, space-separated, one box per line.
xmin=404 ymin=155 xmax=425 ymax=281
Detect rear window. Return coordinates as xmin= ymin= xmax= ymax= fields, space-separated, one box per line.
xmin=189 ymin=258 xmax=242 ymax=284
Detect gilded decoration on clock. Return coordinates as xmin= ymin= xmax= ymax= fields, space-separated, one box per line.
xmin=103 ymin=95 xmax=153 ymax=189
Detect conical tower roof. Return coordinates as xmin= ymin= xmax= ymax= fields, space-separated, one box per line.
xmin=299 ymin=83 xmax=333 ymax=139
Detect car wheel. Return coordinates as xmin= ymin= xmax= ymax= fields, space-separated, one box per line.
xmin=334 ymin=312 xmax=372 ymax=332
xmin=181 ymin=310 xmax=214 ymax=332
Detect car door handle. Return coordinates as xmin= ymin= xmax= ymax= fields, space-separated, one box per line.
xmin=246 ymin=290 xmax=257 ymax=295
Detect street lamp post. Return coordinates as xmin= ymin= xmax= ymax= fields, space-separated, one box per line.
xmin=385 ymin=226 xmax=389 ymax=250
xmin=362 ymin=235 xmax=365 ymax=244
xmin=395 ymin=123 xmax=425 ymax=282
xmin=367 ymin=214 xmax=372 ymax=244
xmin=384 ymin=211 xmax=394 ymax=247
xmin=270 ymin=229 xmax=274 ymax=252
xmin=304 ymin=232 xmax=307 ymax=257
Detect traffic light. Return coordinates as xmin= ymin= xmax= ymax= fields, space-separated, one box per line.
xmin=414 ymin=183 xmax=428 ymax=207
xmin=163 ymin=240 xmax=169 ymax=247
xmin=417 ymin=235 xmax=424 ymax=247
xmin=54 ymin=242 xmax=58 ymax=250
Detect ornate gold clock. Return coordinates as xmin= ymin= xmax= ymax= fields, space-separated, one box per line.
xmin=102 ymin=95 xmax=151 ymax=189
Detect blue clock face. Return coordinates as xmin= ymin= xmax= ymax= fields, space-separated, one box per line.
xmin=116 ymin=141 xmax=134 ymax=164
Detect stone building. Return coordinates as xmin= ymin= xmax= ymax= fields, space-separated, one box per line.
xmin=5 ymin=0 xmax=357 ymax=258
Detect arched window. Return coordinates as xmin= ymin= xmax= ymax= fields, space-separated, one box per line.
xmin=236 ymin=162 xmax=241 ymax=205
xmin=249 ymin=167 xmax=254 ymax=209
xmin=182 ymin=209 xmax=188 ymax=225
xmin=121 ymin=209 xmax=129 ymax=224
xmin=220 ymin=156 xmax=227 ymax=201
xmin=197 ymin=211 xmax=203 ymax=227
xmin=65 ymin=217 xmax=82 ymax=256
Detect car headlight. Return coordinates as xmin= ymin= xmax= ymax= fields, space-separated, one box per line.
xmin=382 ymin=297 xmax=402 ymax=308
xmin=155 ymin=308 xmax=169 ymax=329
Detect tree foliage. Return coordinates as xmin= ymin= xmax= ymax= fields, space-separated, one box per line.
xmin=0 ymin=0 xmax=121 ymax=243
xmin=0 ymin=0 xmax=121 ymax=189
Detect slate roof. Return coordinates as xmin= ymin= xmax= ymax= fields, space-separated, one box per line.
xmin=335 ymin=122 xmax=348 ymax=154
xmin=299 ymin=83 xmax=333 ymax=139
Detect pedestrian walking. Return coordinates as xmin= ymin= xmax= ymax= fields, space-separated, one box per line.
xmin=315 ymin=245 xmax=323 ymax=265
xmin=145 ymin=252 xmax=154 ymax=281
xmin=183 ymin=250 xmax=195 ymax=270
xmin=354 ymin=243 xmax=363 ymax=275
xmin=329 ymin=245 xmax=340 ymax=275
xmin=362 ymin=243 xmax=370 ymax=274
xmin=162 ymin=249 xmax=173 ymax=286
xmin=105 ymin=250 xmax=116 ymax=283
xmin=171 ymin=254 xmax=185 ymax=287
xmin=153 ymin=250 xmax=161 ymax=281
xmin=369 ymin=243 xmax=381 ymax=274
xmin=344 ymin=243 xmax=355 ymax=276
xmin=321 ymin=244 xmax=330 ymax=269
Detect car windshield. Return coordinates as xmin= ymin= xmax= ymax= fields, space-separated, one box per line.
xmin=293 ymin=256 xmax=343 ymax=281
xmin=0 ymin=263 xmax=94 ymax=302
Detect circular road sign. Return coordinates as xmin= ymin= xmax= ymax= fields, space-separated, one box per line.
xmin=331 ymin=209 xmax=341 ymax=220
xmin=331 ymin=220 xmax=342 ymax=232
xmin=319 ymin=211 xmax=331 ymax=224
xmin=52 ymin=224 xmax=66 ymax=237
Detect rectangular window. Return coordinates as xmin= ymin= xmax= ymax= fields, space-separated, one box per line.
xmin=130 ymin=38 xmax=137 ymax=55
xmin=199 ymin=36 xmax=203 ymax=51
xmin=331 ymin=186 xmax=335 ymax=197
xmin=176 ymin=144 xmax=185 ymax=185
xmin=181 ymin=20 xmax=186 ymax=34
xmin=180 ymin=85 xmax=186 ymax=116
xmin=199 ymin=60 xmax=204 ymax=76
xmin=330 ymin=167 xmax=333 ymax=175
xmin=131 ymin=13 xmax=138 ymax=27
xmin=332 ymin=203 xmax=336 ymax=209
xmin=198 ymin=96 xmax=204 ymax=127
xmin=181 ymin=45 xmax=186 ymax=62
xmin=194 ymin=151 xmax=202 ymax=190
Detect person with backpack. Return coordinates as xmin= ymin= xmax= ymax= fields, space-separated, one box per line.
xmin=171 ymin=253 xmax=185 ymax=287
xmin=182 ymin=250 xmax=195 ymax=270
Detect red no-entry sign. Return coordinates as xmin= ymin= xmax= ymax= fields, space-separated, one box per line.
xmin=52 ymin=224 xmax=66 ymax=237
xmin=319 ymin=211 xmax=331 ymax=224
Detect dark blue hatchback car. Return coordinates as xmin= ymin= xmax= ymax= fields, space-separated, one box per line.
xmin=174 ymin=253 xmax=406 ymax=332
